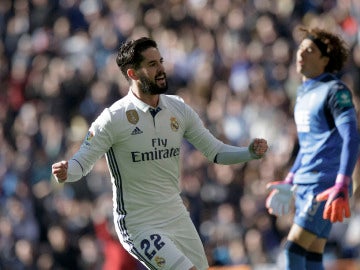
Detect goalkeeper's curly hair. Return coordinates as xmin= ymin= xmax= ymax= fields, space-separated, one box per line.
xmin=299 ymin=27 xmax=349 ymax=74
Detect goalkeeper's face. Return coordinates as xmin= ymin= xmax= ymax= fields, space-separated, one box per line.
xmin=296 ymin=39 xmax=329 ymax=80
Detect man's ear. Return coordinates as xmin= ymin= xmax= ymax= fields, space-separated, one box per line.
xmin=321 ymin=56 xmax=329 ymax=70
xmin=127 ymin=69 xmax=138 ymax=80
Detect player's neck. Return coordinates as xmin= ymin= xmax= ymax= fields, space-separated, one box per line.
xmin=131 ymin=88 xmax=159 ymax=108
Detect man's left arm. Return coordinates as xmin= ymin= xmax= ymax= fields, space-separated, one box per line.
xmin=316 ymin=85 xmax=359 ymax=222
xmin=214 ymin=138 xmax=268 ymax=165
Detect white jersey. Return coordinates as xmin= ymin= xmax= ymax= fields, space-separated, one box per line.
xmin=68 ymin=90 xmax=225 ymax=245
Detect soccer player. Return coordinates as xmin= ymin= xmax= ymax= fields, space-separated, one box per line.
xmin=52 ymin=37 xmax=268 ymax=270
xmin=266 ymin=27 xmax=359 ymax=270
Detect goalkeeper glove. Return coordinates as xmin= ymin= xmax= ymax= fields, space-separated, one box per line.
xmin=316 ymin=174 xmax=351 ymax=223
xmin=266 ymin=173 xmax=296 ymax=216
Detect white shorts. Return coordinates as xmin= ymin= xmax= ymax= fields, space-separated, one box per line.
xmin=122 ymin=214 xmax=209 ymax=270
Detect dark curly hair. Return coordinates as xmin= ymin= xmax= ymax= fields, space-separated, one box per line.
xmin=299 ymin=27 xmax=349 ymax=73
xmin=116 ymin=37 xmax=158 ymax=82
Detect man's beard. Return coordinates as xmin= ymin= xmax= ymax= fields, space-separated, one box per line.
xmin=138 ymin=73 xmax=168 ymax=95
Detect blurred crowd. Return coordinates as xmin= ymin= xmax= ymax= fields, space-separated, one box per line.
xmin=1 ymin=0 xmax=360 ymax=269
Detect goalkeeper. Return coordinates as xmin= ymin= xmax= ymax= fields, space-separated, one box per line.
xmin=266 ymin=27 xmax=359 ymax=270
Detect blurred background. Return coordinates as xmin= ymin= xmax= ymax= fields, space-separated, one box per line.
xmin=0 ymin=0 xmax=360 ymax=269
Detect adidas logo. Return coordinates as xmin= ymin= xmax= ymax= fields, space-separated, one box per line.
xmin=131 ymin=127 xmax=143 ymax=135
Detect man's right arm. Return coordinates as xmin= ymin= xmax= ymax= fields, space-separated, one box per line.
xmin=52 ymin=108 xmax=114 ymax=183
xmin=52 ymin=158 xmax=84 ymax=183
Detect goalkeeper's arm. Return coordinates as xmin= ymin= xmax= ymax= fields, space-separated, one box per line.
xmin=316 ymin=121 xmax=359 ymax=222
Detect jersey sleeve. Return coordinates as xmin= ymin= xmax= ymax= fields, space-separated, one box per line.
xmin=326 ymin=82 xmax=356 ymax=126
xmin=181 ymin=101 xmax=260 ymax=163
xmin=327 ymin=83 xmax=359 ymax=176
xmin=69 ymin=108 xmax=114 ymax=177
xmin=182 ymin=102 xmax=224 ymax=161
xmin=213 ymin=145 xmax=253 ymax=164
xmin=337 ymin=122 xmax=359 ymax=176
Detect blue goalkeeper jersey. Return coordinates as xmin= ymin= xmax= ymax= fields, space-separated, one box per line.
xmin=293 ymin=73 xmax=359 ymax=184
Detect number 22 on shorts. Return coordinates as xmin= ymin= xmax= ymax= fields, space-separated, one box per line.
xmin=140 ymin=233 xmax=166 ymax=260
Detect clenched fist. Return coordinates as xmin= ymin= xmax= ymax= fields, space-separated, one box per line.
xmin=52 ymin=161 xmax=68 ymax=183
xmin=249 ymin=138 xmax=268 ymax=159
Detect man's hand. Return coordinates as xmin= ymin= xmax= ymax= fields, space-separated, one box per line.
xmin=249 ymin=138 xmax=268 ymax=159
xmin=52 ymin=161 xmax=68 ymax=183
xmin=266 ymin=181 xmax=296 ymax=216
xmin=316 ymin=174 xmax=351 ymax=223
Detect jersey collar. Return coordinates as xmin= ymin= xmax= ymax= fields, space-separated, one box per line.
xmin=128 ymin=89 xmax=167 ymax=112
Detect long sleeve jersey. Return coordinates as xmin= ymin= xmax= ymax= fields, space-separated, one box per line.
xmin=292 ymin=73 xmax=359 ymax=184
xmin=64 ymin=90 xmax=254 ymax=246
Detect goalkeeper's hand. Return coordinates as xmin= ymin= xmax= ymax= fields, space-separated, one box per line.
xmin=316 ymin=174 xmax=351 ymax=223
xmin=265 ymin=172 xmax=295 ymax=216
xmin=266 ymin=182 xmax=296 ymax=216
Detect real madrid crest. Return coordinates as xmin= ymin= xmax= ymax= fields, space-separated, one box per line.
xmin=170 ymin=117 xmax=179 ymax=131
xmin=154 ymin=256 xmax=166 ymax=268
xmin=126 ymin=110 xmax=139 ymax=124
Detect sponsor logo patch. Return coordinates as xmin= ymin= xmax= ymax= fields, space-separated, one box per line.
xmin=84 ymin=130 xmax=94 ymax=146
xmin=131 ymin=127 xmax=143 ymax=135
xmin=335 ymin=90 xmax=352 ymax=108
xmin=85 ymin=130 xmax=94 ymax=141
